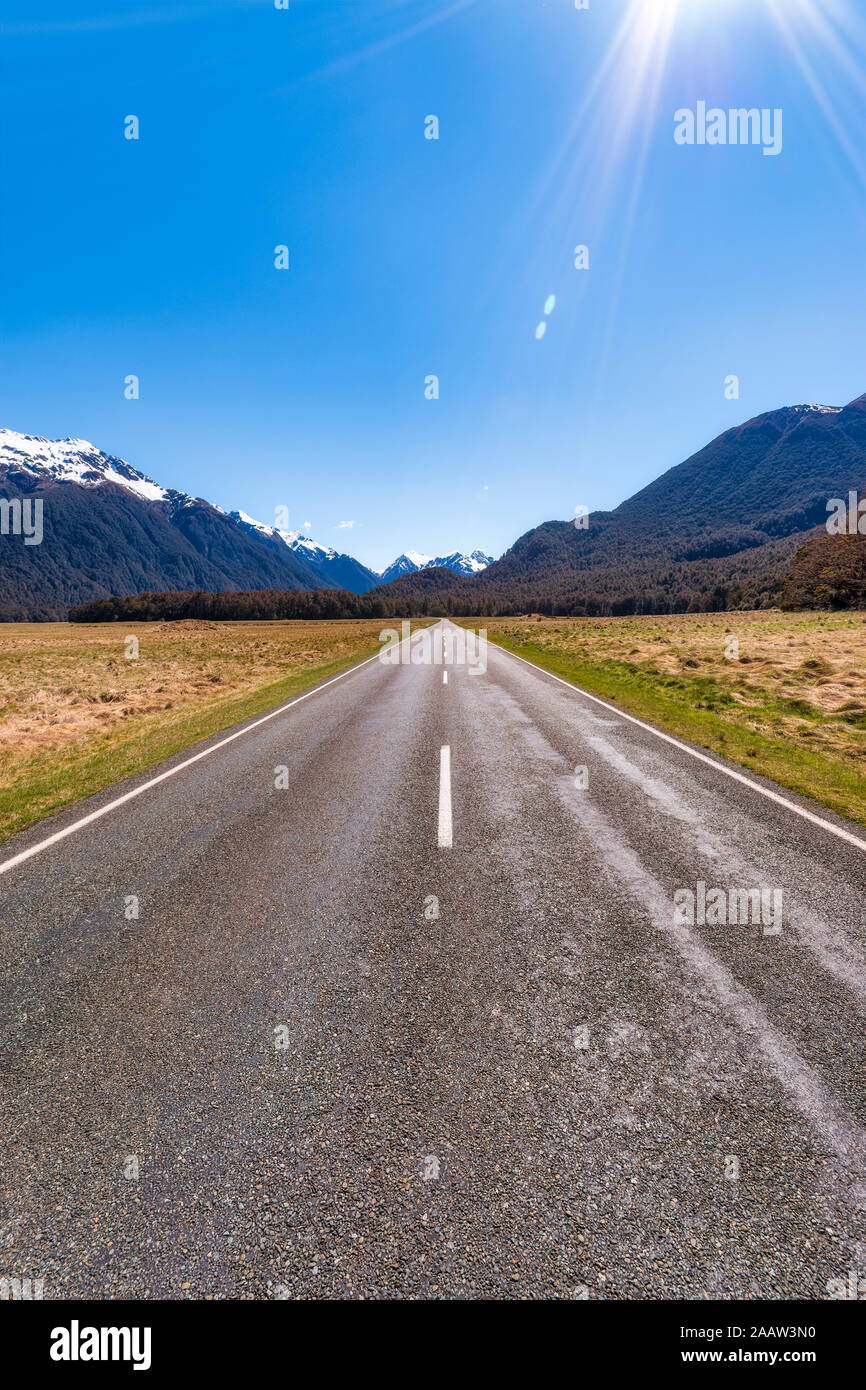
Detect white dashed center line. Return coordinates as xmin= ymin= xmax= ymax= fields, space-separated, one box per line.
xmin=443 ymin=671 xmax=448 ymax=684
xmin=438 ymin=744 xmax=453 ymax=848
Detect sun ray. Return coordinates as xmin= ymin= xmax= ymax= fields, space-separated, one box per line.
xmin=276 ymin=0 xmax=484 ymax=95
xmin=504 ymin=0 xmax=866 ymax=395
xmin=765 ymin=0 xmax=866 ymax=185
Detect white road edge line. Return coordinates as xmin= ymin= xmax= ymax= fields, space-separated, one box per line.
xmin=495 ymin=642 xmax=866 ymax=855
xmin=438 ymin=744 xmax=453 ymax=848
xmin=0 ymin=638 xmax=415 ymax=879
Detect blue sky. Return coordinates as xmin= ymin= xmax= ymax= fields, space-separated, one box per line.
xmin=3 ymin=0 xmax=866 ymax=571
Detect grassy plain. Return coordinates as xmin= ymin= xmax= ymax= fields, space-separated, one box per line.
xmin=472 ymin=610 xmax=866 ymax=827
xmin=0 ymin=619 xmax=392 ymax=844
xmin=3 ymin=610 xmax=864 ymax=845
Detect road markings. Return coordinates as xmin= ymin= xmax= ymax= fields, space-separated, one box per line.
xmin=565 ymin=781 xmax=866 ymax=1176
xmin=438 ymin=745 xmax=453 ymax=848
xmin=443 ymin=671 xmax=448 ymax=684
xmin=0 ymin=646 xmax=397 ymax=880
xmin=496 ymin=642 xmax=866 ymax=855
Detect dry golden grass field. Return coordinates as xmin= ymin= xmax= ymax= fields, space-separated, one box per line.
xmin=0 ymin=619 xmax=389 ymax=844
xmin=477 ymin=609 xmax=866 ymax=827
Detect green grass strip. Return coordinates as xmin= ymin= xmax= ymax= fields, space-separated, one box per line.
xmin=480 ymin=632 xmax=866 ymax=830
xmin=0 ymin=642 xmax=382 ymax=846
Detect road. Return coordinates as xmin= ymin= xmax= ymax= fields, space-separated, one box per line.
xmin=1 ymin=620 xmax=865 ymax=1300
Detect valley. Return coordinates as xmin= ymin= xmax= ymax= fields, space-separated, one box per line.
xmin=3 ymin=609 xmax=864 ymax=856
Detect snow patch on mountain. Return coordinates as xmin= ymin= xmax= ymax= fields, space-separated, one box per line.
xmin=435 ymin=549 xmax=493 ymax=576
xmin=281 ymin=530 xmax=337 ymax=561
xmin=378 ymin=548 xmax=494 ymax=584
xmin=1 ymin=430 xmax=494 ymax=592
xmin=230 ymin=508 xmax=275 ymax=536
xmin=230 ymin=515 xmax=348 ymax=564
xmin=0 ymin=429 xmax=170 ymax=502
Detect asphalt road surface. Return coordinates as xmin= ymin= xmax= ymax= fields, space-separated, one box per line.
xmin=1 ymin=621 xmax=865 ymax=1300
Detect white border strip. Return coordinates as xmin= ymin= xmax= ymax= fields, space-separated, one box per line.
xmin=0 ymin=644 xmax=394 ymax=879
xmin=495 ymin=642 xmax=866 ymax=854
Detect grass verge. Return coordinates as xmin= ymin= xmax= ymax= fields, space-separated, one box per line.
xmin=0 ymin=620 xmax=398 ymax=845
xmin=463 ymin=613 xmax=866 ymax=828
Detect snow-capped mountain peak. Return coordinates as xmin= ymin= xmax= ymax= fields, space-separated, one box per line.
xmin=377 ymin=552 xmax=430 ymax=584
xmin=228 ymin=514 xmax=340 ymax=562
xmin=378 ymin=548 xmax=494 ymax=585
xmin=404 ymin=549 xmax=433 ymax=568
xmin=0 ymin=429 xmax=172 ymax=504
xmin=434 ymin=549 xmax=492 ymax=576
xmin=280 ymin=529 xmax=337 ymax=562
xmin=230 ymin=508 xmax=274 ymax=536
xmin=226 ymin=512 xmax=380 ymax=592
xmin=1 ymin=427 xmax=493 ymax=599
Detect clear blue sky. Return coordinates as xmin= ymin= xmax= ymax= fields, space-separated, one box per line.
xmin=3 ymin=0 xmax=866 ymax=571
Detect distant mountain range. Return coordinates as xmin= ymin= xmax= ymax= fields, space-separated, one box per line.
xmin=378 ymin=549 xmax=493 ymax=585
xmin=232 ymin=516 xmax=492 ymax=592
xmin=7 ymin=395 xmax=866 ymax=622
xmin=0 ymin=430 xmax=493 ymax=618
xmin=228 ymin=511 xmax=381 ymax=594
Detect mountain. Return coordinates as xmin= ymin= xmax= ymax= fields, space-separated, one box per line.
xmin=434 ymin=549 xmax=494 ymax=577
xmin=229 ymin=528 xmax=492 ymax=592
xmin=229 ymin=514 xmax=379 ymax=594
xmin=0 ymin=431 xmax=325 ymax=619
xmin=65 ymin=390 xmax=866 ymax=626
xmin=12 ymin=394 xmax=866 ymax=621
xmin=284 ymin=532 xmax=380 ymax=594
xmin=378 ymin=551 xmax=433 ymax=584
xmin=365 ymin=396 xmax=866 ymax=617
xmin=0 ymin=429 xmax=493 ymax=617
xmin=378 ymin=548 xmax=493 ymax=585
